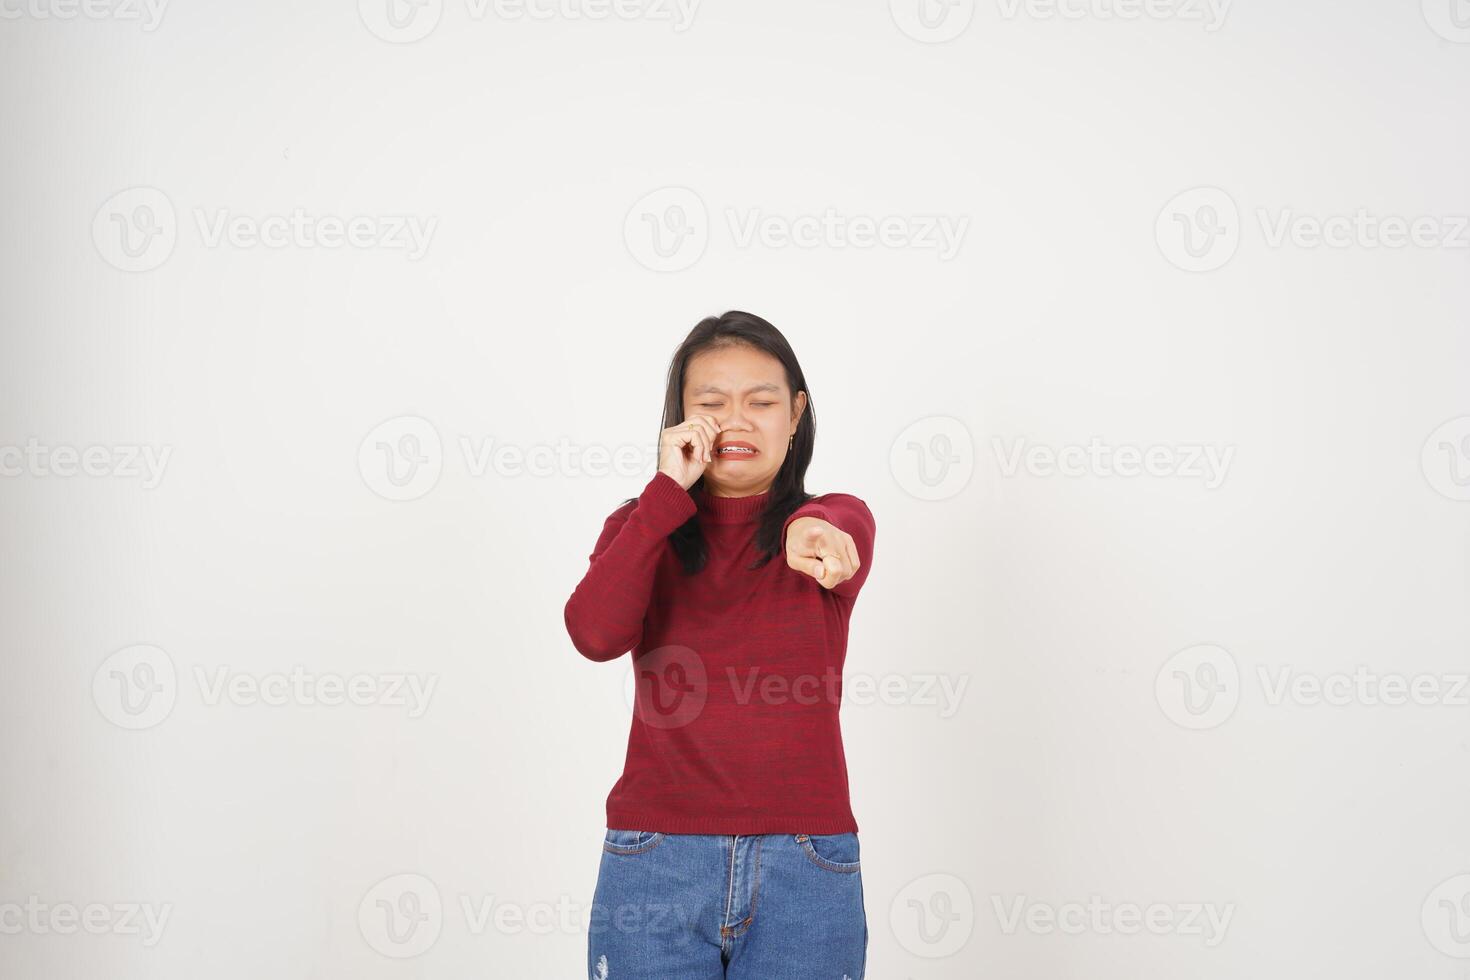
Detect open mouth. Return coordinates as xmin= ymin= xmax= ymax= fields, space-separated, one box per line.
xmin=714 ymin=443 xmax=759 ymax=460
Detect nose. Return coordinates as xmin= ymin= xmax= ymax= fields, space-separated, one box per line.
xmin=717 ymin=411 xmax=751 ymax=432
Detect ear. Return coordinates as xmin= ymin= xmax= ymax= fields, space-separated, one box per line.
xmin=790 ymin=390 xmax=808 ymax=431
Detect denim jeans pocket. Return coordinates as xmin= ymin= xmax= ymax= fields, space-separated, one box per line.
xmin=795 ymin=832 xmax=861 ymax=873
xmin=603 ymin=828 xmax=667 ymax=855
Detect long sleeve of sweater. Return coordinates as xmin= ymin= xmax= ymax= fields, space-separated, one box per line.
xmin=564 ymin=470 xmax=697 ymax=662
xmin=780 ymin=492 xmax=877 ymax=601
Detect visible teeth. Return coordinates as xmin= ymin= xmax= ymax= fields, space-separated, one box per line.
xmin=718 ymin=446 xmax=754 ymax=454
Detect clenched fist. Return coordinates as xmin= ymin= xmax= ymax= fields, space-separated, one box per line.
xmin=785 ymin=516 xmax=861 ymax=590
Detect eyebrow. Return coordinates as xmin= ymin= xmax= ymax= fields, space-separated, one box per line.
xmin=689 ymin=383 xmax=783 ymax=396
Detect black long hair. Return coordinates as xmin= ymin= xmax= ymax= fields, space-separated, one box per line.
xmin=620 ymin=310 xmax=816 ymax=574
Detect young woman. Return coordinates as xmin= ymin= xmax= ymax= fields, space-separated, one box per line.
xmin=564 ymin=310 xmax=877 ymax=979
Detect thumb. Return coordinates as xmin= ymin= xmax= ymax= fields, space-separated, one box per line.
xmin=821 ymin=553 xmax=843 ymax=584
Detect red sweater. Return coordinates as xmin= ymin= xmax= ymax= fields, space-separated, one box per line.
xmin=564 ymin=470 xmax=876 ymax=835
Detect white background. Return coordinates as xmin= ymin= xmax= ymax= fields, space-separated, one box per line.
xmin=2 ymin=0 xmax=1469 ymax=977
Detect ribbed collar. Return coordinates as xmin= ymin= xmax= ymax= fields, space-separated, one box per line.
xmin=692 ymin=483 xmax=772 ymax=525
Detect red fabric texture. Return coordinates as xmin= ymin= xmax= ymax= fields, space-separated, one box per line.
xmin=564 ymin=471 xmax=876 ymax=834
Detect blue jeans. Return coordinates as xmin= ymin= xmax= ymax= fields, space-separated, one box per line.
xmin=588 ymin=828 xmax=868 ymax=979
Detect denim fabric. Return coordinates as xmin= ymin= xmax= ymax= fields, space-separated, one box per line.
xmin=588 ymin=828 xmax=867 ymax=979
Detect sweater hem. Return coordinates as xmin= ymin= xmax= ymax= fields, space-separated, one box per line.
xmin=606 ymin=810 xmax=859 ymax=835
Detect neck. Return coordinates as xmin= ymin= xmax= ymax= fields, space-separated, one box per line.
xmin=693 ymin=481 xmax=771 ymax=524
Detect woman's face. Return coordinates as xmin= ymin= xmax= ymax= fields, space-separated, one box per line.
xmin=683 ymin=345 xmax=806 ymax=497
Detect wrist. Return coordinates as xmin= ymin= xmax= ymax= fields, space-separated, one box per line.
xmin=657 ymin=467 xmax=694 ymax=492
